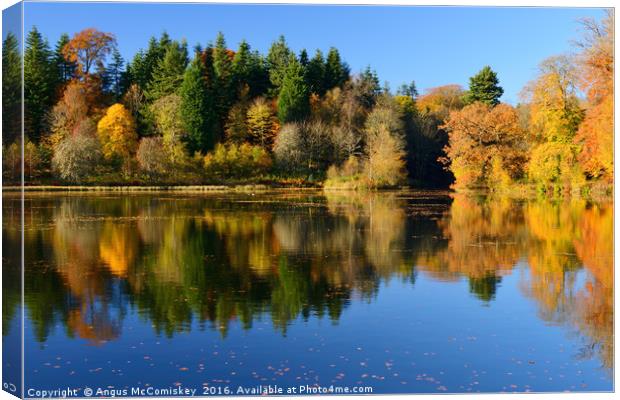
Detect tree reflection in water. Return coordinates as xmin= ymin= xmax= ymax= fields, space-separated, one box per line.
xmin=2 ymin=191 xmax=612 ymax=371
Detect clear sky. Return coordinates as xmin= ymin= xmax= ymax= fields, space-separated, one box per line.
xmin=19 ymin=2 xmax=607 ymax=103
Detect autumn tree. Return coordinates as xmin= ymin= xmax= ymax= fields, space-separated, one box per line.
xmin=48 ymin=81 xmax=97 ymax=147
xmin=464 ymin=66 xmax=504 ymax=106
xmin=52 ymin=134 xmax=102 ymax=182
xmin=97 ymin=104 xmax=138 ymax=172
xmin=573 ymin=11 xmax=614 ymax=180
xmin=62 ymin=28 xmax=116 ymax=79
xmin=363 ymin=98 xmax=407 ymax=187
xmin=150 ymin=93 xmax=187 ymax=164
xmin=442 ymin=102 xmax=526 ymax=189
xmin=247 ymin=97 xmax=278 ymax=148
xmin=136 ymin=137 xmax=169 ymax=178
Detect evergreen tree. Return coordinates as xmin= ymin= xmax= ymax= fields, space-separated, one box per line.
xmin=105 ymin=48 xmax=125 ymax=100
xmin=305 ymin=49 xmax=326 ymax=95
xmin=127 ymin=33 xmax=170 ymax=91
xmin=231 ymin=40 xmax=270 ymax=98
xmin=147 ymin=39 xmax=189 ymax=100
xmin=2 ymin=32 xmax=21 ymax=145
xmin=355 ymin=67 xmax=382 ymax=110
xmin=277 ymin=59 xmax=309 ymax=123
xmin=397 ymin=81 xmax=418 ymax=99
xmin=180 ymin=52 xmax=217 ymax=153
xmin=267 ymin=35 xmax=294 ymax=90
xmin=299 ymin=49 xmax=309 ymax=67
xmin=464 ymin=65 xmax=504 ymax=106
xmin=24 ymin=27 xmax=56 ymax=142
xmin=54 ymin=33 xmax=76 ymax=85
xmin=213 ymin=32 xmax=234 ymax=131
xmin=324 ymin=47 xmax=349 ymax=90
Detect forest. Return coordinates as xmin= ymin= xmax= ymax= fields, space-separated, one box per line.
xmin=1 ymin=10 xmax=613 ymax=194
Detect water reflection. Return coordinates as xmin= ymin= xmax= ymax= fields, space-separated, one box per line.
xmin=2 ymin=191 xmax=613 ymax=372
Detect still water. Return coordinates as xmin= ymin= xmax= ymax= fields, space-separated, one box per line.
xmin=2 ymin=190 xmax=613 ymax=395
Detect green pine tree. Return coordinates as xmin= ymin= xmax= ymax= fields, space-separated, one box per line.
xmin=25 ymin=26 xmax=56 ymax=142
xmin=464 ymin=65 xmax=504 ymax=106
xmin=324 ymin=47 xmax=349 ymax=90
xmin=267 ymin=35 xmax=294 ymax=90
xmin=277 ymin=59 xmax=309 ymax=123
xmin=105 ymin=48 xmax=125 ymax=100
xmin=2 ymin=32 xmax=21 ymax=145
xmin=305 ymin=49 xmax=326 ymax=95
xmin=180 ymin=52 xmax=217 ymax=153
xmin=147 ymin=39 xmax=189 ymax=100
xmin=54 ymin=33 xmax=76 ymax=84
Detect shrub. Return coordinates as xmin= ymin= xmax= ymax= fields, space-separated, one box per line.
xmin=203 ymin=143 xmax=272 ymax=180
xmin=52 ymin=134 xmax=102 ymax=182
xmin=136 ymin=137 xmax=169 ymax=178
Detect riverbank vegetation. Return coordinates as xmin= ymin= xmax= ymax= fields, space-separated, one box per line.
xmin=2 ymin=11 xmax=613 ymax=195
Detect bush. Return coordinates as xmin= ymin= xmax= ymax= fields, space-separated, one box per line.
xmin=273 ymin=121 xmax=333 ymax=174
xmin=52 ymin=134 xmax=102 ymax=182
xmin=528 ymin=142 xmax=584 ymax=192
xmin=203 ymin=143 xmax=272 ymax=180
xmin=136 ymin=137 xmax=169 ymax=178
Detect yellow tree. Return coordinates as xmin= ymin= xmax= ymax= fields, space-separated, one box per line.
xmin=521 ymin=55 xmax=584 ymax=190
xmin=574 ymin=11 xmax=614 ymax=180
xmin=97 ymin=104 xmax=138 ymax=172
xmin=246 ymin=97 xmax=278 ymax=149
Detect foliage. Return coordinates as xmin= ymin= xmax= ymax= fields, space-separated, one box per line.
xmin=363 ymin=99 xmax=407 ymax=187
xmin=527 ymin=142 xmax=584 ymax=192
xmin=522 ymin=55 xmax=583 ymax=143
xmin=25 ymin=27 xmax=56 ymax=142
xmin=52 ymin=134 xmax=102 ymax=182
xmin=150 ymin=94 xmax=187 ymax=164
xmin=274 ymin=121 xmax=334 ymax=175
xmin=2 ymin=33 xmax=21 ymax=145
xmin=203 ymin=143 xmax=272 ymax=179
xmin=62 ymin=28 xmax=116 ymax=78
xmin=97 ymin=103 xmax=138 ymax=163
xmin=48 ymin=81 xmax=98 ymax=147
xmin=574 ymin=11 xmax=614 ymax=180
xmin=246 ymin=97 xmax=278 ymax=148
xmin=442 ymin=102 xmax=526 ymax=189
xmin=147 ymin=39 xmax=188 ymax=100
xmin=136 ymin=137 xmax=169 ymax=178
xmin=277 ymin=59 xmax=310 ymax=123
xmin=180 ymin=54 xmax=217 ymax=153
xmin=464 ymin=66 xmax=504 ymax=106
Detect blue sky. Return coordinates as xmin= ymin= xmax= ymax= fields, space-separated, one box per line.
xmin=17 ymin=2 xmax=607 ymax=103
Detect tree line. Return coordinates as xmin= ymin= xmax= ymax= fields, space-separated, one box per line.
xmin=1 ymin=11 xmax=613 ymax=193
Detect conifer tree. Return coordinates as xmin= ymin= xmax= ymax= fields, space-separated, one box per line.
xmin=25 ymin=26 xmax=56 ymax=142
xmin=464 ymin=65 xmax=504 ymax=106
xmin=324 ymin=47 xmax=349 ymax=90
xmin=180 ymin=52 xmax=217 ymax=153
xmin=147 ymin=40 xmax=188 ymax=100
xmin=2 ymin=32 xmax=21 ymax=145
xmin=267 ymin=35 xmax=294 ymax=90
xmin=54 ymin=33 xmax=76 ymax=84
xmin=305 ymin=49 xmax=326 ymax=95
xmin=277 ymin=59 xmax=310 ymax=123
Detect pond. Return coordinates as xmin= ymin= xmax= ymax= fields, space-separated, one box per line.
xmin=2 ymin=190 xmax=613 ymax=395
